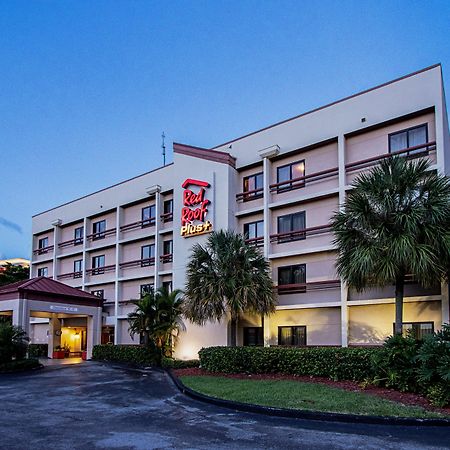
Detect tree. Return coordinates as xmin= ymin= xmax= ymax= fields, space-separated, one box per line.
xmin=0 ymin=319 xmax=29 ymax=363
xmin=183 ymin=230 xmax=276 ymax=346
xmin=332 ymin=157 xmax=450 ymax=335
xmin=0 ymin=263 xmax=29 ymax=286
xmin=127 ymin=287 xmax=185 ymax=358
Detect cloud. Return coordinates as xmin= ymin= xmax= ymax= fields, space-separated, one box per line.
xmin=0 ymin=217 xmax=22 ymax=234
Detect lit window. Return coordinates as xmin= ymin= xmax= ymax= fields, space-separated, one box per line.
xmin=276 ymin=160 xmax=305 ymax=192
xmin=243 ymin=172 xmax=263 ymax=200
xmin=278 ymin=326 xmax=306 ymax=346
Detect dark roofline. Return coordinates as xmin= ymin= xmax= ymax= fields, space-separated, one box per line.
xmin=33 ymin=163 xmax=174 ymax=218
xmin=211 ymin=63 xmax=442 ymax=150
xmin=173 ymin=142 xmax=236 ymax=168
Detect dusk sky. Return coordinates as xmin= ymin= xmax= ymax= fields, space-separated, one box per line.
xmin=1 ymin=0 xmax=449 ymax=259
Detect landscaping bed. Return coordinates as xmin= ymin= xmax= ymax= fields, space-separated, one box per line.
xmin=0 ymin=358 xmax=42 ymax=373
xmin=174 ymin=368 xmax=450 ymax=418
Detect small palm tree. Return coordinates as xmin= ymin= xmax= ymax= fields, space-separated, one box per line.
xmin=183 ymin=230 xmax=276 ymax=346
xmin=127 ymin=293 xmax=158 ymax=347
xmin=0 ymin=319 xmax=29 ymax=363
xmin=153 ymin=287 xmax=185 ymax=357
xmin=332 ymin=157 xmax=450 ymax=335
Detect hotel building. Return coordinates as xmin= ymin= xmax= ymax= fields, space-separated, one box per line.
xmin=24 ymin=64 xmax=450 ymax=359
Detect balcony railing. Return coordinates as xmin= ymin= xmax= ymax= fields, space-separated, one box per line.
xmin=345 ymin=141 xmax=436 ymax=174
xmin=119 ymin=257 xmax=156 ymax=269
xmin=160 ymin=254 xmax=173 ymax=263
xmin=57 ymin=271 xmax=83 ymax=280
xmin=270 ymin=166 xmax=339 ymax=194
xmin=277 ymin=279 xmax=341 ymax=294
xmin=244 ymin=236 xmax=264 ymax=247
xmin=85 ymin=264 xmax=116 ymax=276
xmin=33 ymin=245 xmax=54 ymax=255
xmin=270 ymin=224 xmax=332 ymax=244
xmin=58 ymin=238 xmax=83 ymax=249
xmin=236 ymin=187 xmax=264 ymax=202
xmin=120 ymin=218 xmax=156 ymax=232
xmin=86 ymin=228 xmax=117 ymax=241
xmin=160 ymin=212 xmax=173 ymax=223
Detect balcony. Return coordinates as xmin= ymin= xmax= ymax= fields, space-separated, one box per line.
xmin=236 ymin=188 xmax=264 ymax=203
xmin=160 ymin=212 xmax=173 ymax=223
xmin=277 ymin=279 xmax=341 ymax=295
xmin=270 ymin=167 xmax=339 ymax=194
xmin=160 ymin=254 xmax=173 ymax=264
xmin=33 ymin=245 xmax=54 ymax=256
xmin=86 ymin=228 xmax=117 ymax=241
xmin=58 ymin=238 xmax=83 ymax=249
xmin=119 ymin=257 xmax=156 ymax=269
xmin=244 ymin=236 xmax=264 ymax=247
xmin=345 ymin=141 xmax=436 ymax=175
xmin=85 ymin=265 xmax=115 ymax=276
xmin=120 ymin=218 xmax=155 ymax=233
xmin=270 ymin=224 xmax=331 ymax=244
xmin=57 ymin=271 xmax=82 ymax=280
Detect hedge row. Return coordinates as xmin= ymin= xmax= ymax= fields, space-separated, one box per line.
xmin=0 ymin=358 xmax=41 ymax=373
xmin=28 ymin=344 xmax=48 ymax=358
xmin=161 ymin=357 xmax=199 ymax=369
xmin=198 ymin=346 xmax=381 ymax=381
xmin=92 ymin=345 xmax=158 ymax=366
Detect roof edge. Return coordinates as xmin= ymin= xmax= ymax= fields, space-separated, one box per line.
xmin=173 ymin=142 xmax=236 ymax=168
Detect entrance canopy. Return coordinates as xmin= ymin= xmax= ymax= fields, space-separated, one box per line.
xmin=0 ymin=277 xmax=103 ymax=358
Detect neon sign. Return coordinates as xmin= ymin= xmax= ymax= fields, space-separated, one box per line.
xmin=180 ymin=178 xmax=213 ymax=238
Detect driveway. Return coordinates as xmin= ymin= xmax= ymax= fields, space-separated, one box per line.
xmin=1 ymin=362 xmax=448 ymax=449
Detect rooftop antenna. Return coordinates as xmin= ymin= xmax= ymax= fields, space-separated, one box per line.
xmin=161 ymin=132 xmax=166 ymax=166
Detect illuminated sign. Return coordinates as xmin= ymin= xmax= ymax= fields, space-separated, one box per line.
xmin=180 ymin=178 xmax=213 ymax=238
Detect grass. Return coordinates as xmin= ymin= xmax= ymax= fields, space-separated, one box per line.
xmin=180 ymin=376 xmax=448 ymax=419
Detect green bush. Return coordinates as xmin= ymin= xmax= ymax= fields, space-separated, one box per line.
xmin=92 ymin=344 xmax=158 ymax=366
xmin=371 ymin=334 xmax=421 ymax=392
xmin=0 ymin=358 xmax=41 ymax=373
xmin=0 ymin=321 xmax=28 ymax=364
xmin=28 ymin=344 xmax=48 ymax=358
xmin=161 ymin=357 xmax=199 ymax=369
xmin=198 ymin=346 xmax=381 ymax=381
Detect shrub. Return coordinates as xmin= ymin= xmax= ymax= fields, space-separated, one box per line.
xmin=28 ymin=344 xmax=48 ymax=358
xmin=198 ymin=346 xmax=380 ymax=381
xmin=0 ymin=358 xmax=41 ymax=373
xmin=0 ymin=322 xmax=28 ymax=364
xmin=371 ymin=334 xmax=421 ymax=392
xmin=92 ymin=344 xmax=158 ymax=366
xmin=161 ymin=357 xmax=200 ymax=369
xmin=416 ymin=324 xmax=450 ymax=406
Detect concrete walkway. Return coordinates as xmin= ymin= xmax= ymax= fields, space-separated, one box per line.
xmin=0 ymin=362 xmax=449 ymax=449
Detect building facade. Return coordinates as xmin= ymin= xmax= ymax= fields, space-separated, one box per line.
xmin=30 ymin=64 xmax=450 ymax=359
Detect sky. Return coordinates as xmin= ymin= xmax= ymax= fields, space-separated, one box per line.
xmin=1 ymin=0 xmax=449 ymax=259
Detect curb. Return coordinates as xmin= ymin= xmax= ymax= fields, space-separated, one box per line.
xmin=167 ymin=370 xmax=450 ymax=427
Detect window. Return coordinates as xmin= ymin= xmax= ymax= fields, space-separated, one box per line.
xmin=278 ymin=326 xmax=307 ymax=346
xmin=162 ymin=281 xmax=172 ymax=293
xmin=276 ymin=160 xmax=305 ymax=192
xmin=243 ymin=327 xmax=263 ymax=346
xmin=141 ymin=244 xmax=155 ymax=266
xmin=163 ymin=240 xmax=173 ymax=256
xmin=278 ymin=264 xmax=306 ymax=286
xmin=389 ymin=124 xmax=428 ymax=155
xmin=74 ymin=226 xmax=83 ymax=245
xmin=277 ymin=212 xmax=306 ymax=242
xmin=91 ymin=255 xmax=105 ymax=275
xmin=37 ymin=267 xmax=48 ymax=277
xmin=73 ymin=260 xmax=83 ymax=278
xmin=243 ymin=172 xmax=263 ymax=200
xmin=163 ymin=199 xmax=173 ymax=221
xmin=91 ymin=290 xmax=104 ymax=299
xmin=92 ymin=220 xmax=106 ymax=240
xmin=394 ymin=322 xmax=434 ymax=340
xmin=38 ymin=237 xmax=49 ymax=253
xmin=140 ymin=284 xmax=153 ymax=297
xmin=142 ymin=205 xmax=156 ymax=227
xmin=243 ymin=220 xmax=264 ymax=242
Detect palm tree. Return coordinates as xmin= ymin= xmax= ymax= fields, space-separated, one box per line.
xmin=0 ymin=319 xmax=29 ymax=363
xmin=127 ymin=287 xmax=185 ymax=357
xmin=183 ymin=230 xmax=276 ymax=346
xmin=153 ymin=287 xmax=185 ymax=357
xmin=332 ymin=157 xmax=450 ymax=335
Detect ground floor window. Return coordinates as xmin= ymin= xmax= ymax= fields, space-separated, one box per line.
xmin=278 ymin=325 xmax=307 ymax=346
xmin=101 ymin=326 xmax=114 ymax=344
xmin=394 ymin=322 xmax=434 ymax=340
xmin=243 ymin=327 xmax=263 ymax=346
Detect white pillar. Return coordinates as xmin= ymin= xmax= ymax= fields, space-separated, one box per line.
xmin=87 ymin=315 xmax=94 ymax=360
xmin=51 ymin=219 xmax=62 ymax=280
xmin=114 ymin=206 xmax=122 ymax=345
xmin=147 ymin=185 xmax=161 ymax=289
xmin=338 ymin=134 xmax=349 ymax=347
